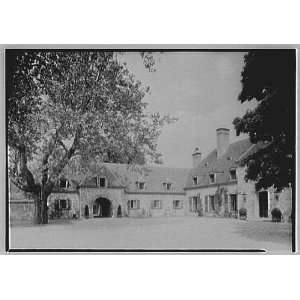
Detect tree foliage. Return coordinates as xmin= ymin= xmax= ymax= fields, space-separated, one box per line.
xmin=7 ymin=50 xmax=173 ymax=223
xmin=233 ymin=50 xmax=295 ymax=191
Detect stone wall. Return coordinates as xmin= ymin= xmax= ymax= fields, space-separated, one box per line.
xmin=185 ymin=183 xmax=239 ymax=217
xmin=48 ymin=192 xmax=80 ymax=218
xmin=125 ymin=193 xmax=187 ymax=217
xmin=79 ymin=187 xmax=124 ymax=217
xmin=10 ymin=201 xmax=35 ymax=224
xmin=236 ymin=166 xmax=292 ymax=221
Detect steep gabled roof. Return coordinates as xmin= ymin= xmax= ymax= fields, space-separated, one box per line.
xmin=185 ymin=138 xmax=254 ymax=189
xmin=77 ymin=162 xmax=190 ymax=194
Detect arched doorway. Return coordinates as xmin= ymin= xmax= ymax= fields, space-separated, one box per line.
xmin=93 ymin=198 xmax=112 ymax=217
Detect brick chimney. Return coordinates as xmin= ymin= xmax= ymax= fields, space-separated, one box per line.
xmin=216 ymin=128 xmax=230 ymax=158
xmin=192 ymin=147 xmax=202 ymax=168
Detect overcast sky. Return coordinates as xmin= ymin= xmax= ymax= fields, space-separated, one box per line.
xmin=121 ymin=51 xmax=257 ymax=168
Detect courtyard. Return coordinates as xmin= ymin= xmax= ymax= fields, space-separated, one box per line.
xmin=9 ymin=217 xmax=292 ymax=252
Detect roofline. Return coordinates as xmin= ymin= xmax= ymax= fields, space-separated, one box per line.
xmin=79 ymin=185 xmax=126 ymax=189
xmin=51 ymin=190 xmax=79 ymax=194
xmin=125 ymin=191 xmax=186 ymax=195
xmin=184 ymin=180 xmax=237 ymax=190
xmin=236 ymin=144 xmax=256 ymax=162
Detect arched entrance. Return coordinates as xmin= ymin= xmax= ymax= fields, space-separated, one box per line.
xmin=93 ymin=198 xmax=112 ymax=217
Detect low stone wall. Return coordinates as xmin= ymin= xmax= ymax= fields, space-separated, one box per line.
xmin=10 ymin=201 xmax=35 ymax=224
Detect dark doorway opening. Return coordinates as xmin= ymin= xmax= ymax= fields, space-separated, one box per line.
xmin=259 ymin=191 xmax=268 ymax=217
xmin=84 ymin=205 xmax=89 ymax=218
xmin=117 ymin=205 xmax=122 ymax=217
xmin=93 ymin=198 xmax=112 ymax=217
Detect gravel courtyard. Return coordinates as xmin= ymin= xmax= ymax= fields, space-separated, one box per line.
xmin=10 ymin=217 xmax=292 ymax=252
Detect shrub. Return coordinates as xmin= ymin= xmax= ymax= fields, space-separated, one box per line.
xmin=271 ymin=208 xmax=282 ymax=222
xmin=239 ymin=208 xmax=247 ymax=220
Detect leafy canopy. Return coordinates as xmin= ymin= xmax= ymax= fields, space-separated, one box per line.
xmin=8 ymin=50 xmax=173 ymax=192
xmin=233 ymin=50 xmax=295 ymax=191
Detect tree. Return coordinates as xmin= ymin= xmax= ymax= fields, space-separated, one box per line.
xmin=7 ymin=50 xmax=173 ymax=224
xmin=233 ymin=50 xmax=295 ymax=191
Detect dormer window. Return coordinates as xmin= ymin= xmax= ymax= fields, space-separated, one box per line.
xmin=163 ymin=182 xmax=172 ymax=190
xmin=193 ymin=176 xmax=198 ymax=185
xmin=209 ymin=173 xmax=215 ymax=184
xmin=59 ymin=179 xmax=69 ymax=188
xmin=229 ymin=169 xmax=237 ymax=181
xmin=137 ymin=181 xmax=145 ymax=190
xmin=99 ymin=177 xmax=106 ymax=187
xmin=93 ymin=176 xmax=106 ymax=187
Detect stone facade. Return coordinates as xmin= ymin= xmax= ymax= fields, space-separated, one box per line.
xmin=9 ymin=128 xmax=293 ymax=223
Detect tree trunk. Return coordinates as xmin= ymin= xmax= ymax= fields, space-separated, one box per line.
xmin=34 ymin=194 xmax=42 ymax=224
xmin=34 ymin=186 xmax=51 ymax=224
xmin=41 ymin=188 xmax=50 ymax=224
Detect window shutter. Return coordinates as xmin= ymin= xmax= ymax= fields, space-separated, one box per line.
xmin=159 ymin=200 xmax=162 ymax=209
xmin=67 ymin=199 xmax=71 ymax=209
xmin=137 ymin=200 xmax=140 ymax=209
xmin=151 ymin=200 xmax=154 ymax=209
xmin=173 ymin=200 xmax=175 ymax=209
xmin=188 ymin=197 xmax=192 ymax=212
xmin=127 ymin=200 xmax=131 ymax=210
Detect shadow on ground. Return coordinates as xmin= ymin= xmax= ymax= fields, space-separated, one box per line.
xmin=233 ymin=220 xmax=292 ymax=245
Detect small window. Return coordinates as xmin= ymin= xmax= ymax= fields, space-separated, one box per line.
xmin=230 ymin=194 xmax=237 ymax=211
xmin=163 ymin=182 xmax=172 ymax=190
xmin=137 ymin=182 xmax=145 ymax=190
xmin=229 ymin=169 xmax=237 ymax=180
xmin=193 ymin=176 xmax=198 ymax=185
xmin=275 ymin=194 xmax=279 ymax=201
xmin=99 ymin=177 xmax=106 ymax=187
xmin=209 ymin=173 xmax=215 ymax=184
xmin=60 ymin=199 xmax=67 ymax=209
xmin=173 ymin=200 xmax=182 ymax=209
xmin=152 ymin=200 xmax=161 ymax=209
xmin=59 ymin=179 xmax=69 ymax=188
xmin=128 ymin=200 xmax=140 ymax=210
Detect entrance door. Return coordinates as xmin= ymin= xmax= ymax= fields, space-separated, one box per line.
xmin=93 ymin=198 xmax=112 ymax=217
xmin=259 ymin=191 xmax=268 ymax=217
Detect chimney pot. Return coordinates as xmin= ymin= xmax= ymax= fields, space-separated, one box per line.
xmin=192 ymin=147 xmax=202 ymax=168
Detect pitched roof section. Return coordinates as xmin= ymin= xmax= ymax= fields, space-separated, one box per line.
xmin=81 ymin=163 xmax=190 ymax=194
xmin=185 ymin=138 xmax=253 ymax=189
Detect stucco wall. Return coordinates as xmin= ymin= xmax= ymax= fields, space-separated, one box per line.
xmin=236 ymin=167 xmax=292 ymax=221
xmin=79 ymin=187 xmax=124 ymax=217
xmin=125 ymin=193 xmax=187 ymax=217
xmin=185 ymin=183 xmax=239 ymax=216
xmin=48 ymin=192 xmax=80 ymax=217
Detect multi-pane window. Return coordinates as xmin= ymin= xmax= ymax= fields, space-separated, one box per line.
xmin=173 ymin=200 xmax=182 ymax=209
xmin=128 ymin=200 xmax=140 ymax=209
xmin=229 ymin=169 xmax=237 ymax=180
xmin=59 ymin=179 xmax=69 ymax=188
xmin=99 ymin=177 xmax=106 ymax=187
xmin=230 ymin=194 xmax=237 ymax=211
xmin=151 ymin=200 xmax=162 ymax=209
xmin=193 ymin=176 xmax=198 ymax=185
xmin=190 ymin=196 xmax=200 ymax=212
xmin=163 ymin=182 xmax=172 ymax=190
xmin=209 ymin=173 xmax=215 ymax=184
xmin=55 ymin=199 xmax=71 ymax=210
xmin=209 ymin=195 xmax=215 ymax=210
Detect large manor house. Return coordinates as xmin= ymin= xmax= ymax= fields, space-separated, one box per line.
xmin=10 ymin=128 xmax=292 ymax=223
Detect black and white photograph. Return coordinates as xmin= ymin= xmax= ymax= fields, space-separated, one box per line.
xmin=5 ymin=48 xmax=296 ymax=253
